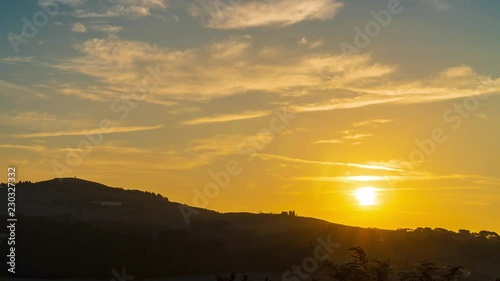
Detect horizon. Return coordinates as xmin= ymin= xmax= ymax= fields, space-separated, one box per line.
xmin=1 ymin=0 xmax=500 ymax=235
xmin=6 ymin=176 xmax=499 ymax=234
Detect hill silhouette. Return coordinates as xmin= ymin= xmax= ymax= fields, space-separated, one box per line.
xmin=0 ymin=178 xmax=498 ymax=280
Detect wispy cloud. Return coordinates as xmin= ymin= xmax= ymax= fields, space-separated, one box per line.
xmin=0 ymin=112 xmax=92 ymax=131
xmin=88 ymin=24 xmax=123 ymax=34
xmin=181 ymin=110 xmax=271 ymax=125
xmin=33 ymin=33 xmax=499 ymax=112
xmin=256 ymin=153 xmax=405 ymax=172
xmin=314 ymin=130 xmax=373 ymax=145
xmin=343 ymin=132 xmax=373 ymax=140
xmin=190 ymin=0 xmax=344 ymax=29
xmin=384 ymin=186 xmax=489 ymax=191
xmin=440 ymin=65 xmax=474 ymax=78
xmin=293 ymin=174 xmax=500 ymax=185
xmin=57 ymin=144 xmax=162 ymax=155
xmin=11 ymin=124 xmax=163 ymax=138
xmin=294 ymin=175 xmax=393 ymax=182
xmin=0 ymin=144 xmax=47 ymax=152
xmin=71 ymin=22 xmax=87 ymax=33
xmin=290 ymin=95 xmax=401 ymax=113
xmin=0 ymin=56 xmax=36 ymax=65
xmin=0 ymin=80 xmax=48 ymax=99
xmin=314 ymin=139 xmax=343 ymax=144
xmin=298 ymin=37 xmax=324 ymax=49
xmin=353 ymin=119 xmax=393 ymax=127
xmin=148 ymin=133 xmax=274 ymax=170
xmin=65 ymin=0 xmax=168 ymax=18
xmin=49 ymin=39 xmax=400 ymax=104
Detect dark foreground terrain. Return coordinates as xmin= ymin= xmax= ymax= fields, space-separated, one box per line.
xmin=0 ymin=178 xmax=498 ymax=280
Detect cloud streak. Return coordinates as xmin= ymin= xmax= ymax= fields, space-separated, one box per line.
xmin=256 ymin=153 xmax=405 ymax=172
xmin=10 ymin=125 xmax=164 ymax=138
xmin=181 ymin=110 xmax=271 ymax=125
xmin=190 ymin=0 xmax=344 ymax=29
xmin=66 ymin=0 xmax=168 ymax=18
xmin=0 ymin=144 xmax=47 ymax=152
xmin=71 ymin=22 xmax=87 ymax=33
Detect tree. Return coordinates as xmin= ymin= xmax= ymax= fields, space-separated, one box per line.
xmin=214 ymin=272 xmax=249 ymax=281
xmin=443 ymin=265 xmax=464 ymax=281
xmin=325 ymin=247 xmax=465 ymax=281
xmin=371 ymin=259 xmax=392 ymax=281
xmin=325 ymin=246 xmax=390 ymax=281
xmin=398 ymin=271 xmax=418 ymax=281
xmin=479 ymin=230 xmax=499 ymax=239
xmin=416 ymin=261 xmax=437 ymax=281
xmin=458 ymin=229 xmax=471 ymax=236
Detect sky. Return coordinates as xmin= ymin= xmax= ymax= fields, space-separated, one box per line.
xmin=0 ymin=0 xmax=499 ymax=232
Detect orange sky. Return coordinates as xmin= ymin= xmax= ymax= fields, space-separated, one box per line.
xmin=1 ymin=0 xmax=499 ymax=232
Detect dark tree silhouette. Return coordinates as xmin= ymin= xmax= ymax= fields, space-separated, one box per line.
xmin=324 ymin=247 xmax=469 ymax=281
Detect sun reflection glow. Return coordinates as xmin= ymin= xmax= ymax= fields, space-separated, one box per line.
xmin=354 ymin=187 xmax=378 ymax=206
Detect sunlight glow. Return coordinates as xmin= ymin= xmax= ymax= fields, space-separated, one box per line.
xmin=354 ymin=187 xmax=378 ymax=206
xmin=345 ymin=175 xmax=385 ymax=182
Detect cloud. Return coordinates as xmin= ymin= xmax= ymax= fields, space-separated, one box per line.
xmin=4 ymin=131 xmax=272 ymax=173
xmin=292 ymin=174 xmax=500 ymax=184
xmin=290 ymin=95 xmax=401 ymax=112
xmin=11 ymin=124 xmax=163 ymax=138
xmin=62 ymin=0 xmax=168 ymax=18
xmin=57 ymin=144 xmax=162 ymax=155
xmin=366 ymin=159 xmax=416 ymax=172
xmin=314 ymin=131 xmax=373 ymax=146
xmin=314 ymin=123 xmax=379 ymax=146
xmin=190 ymin=0 xmax=344 ymax=29
xmin=40 ymin=34 xmax=499 ymax=111
xmin=0 ymin=80 xmax=48 ymax=99
xmin=52 ymin=134 xmax=248 ymax=171
xmin=256 ymin=153 xmax=405 ymax=172
xmin=294 ymin=175 xmax=396 ymax=183
xmin=343 ymin=131 xmax=372 ymax=140
xmin=339 ymin=66 xmax=500 ymax=106
xmin=167 ymin=106 xmax=200 ymax=115
xmin=0 ymin=144 xmax=47 ymax=152
xmin=298 ymin=37 xmax=324 ymax=49
xmin=0 ymin=112 xmax=95 ymax=136
xmin=155 ymin=133 xmax=274 ymax=170
xmin=353 ymin=119 xmax=393 ymax=127
xmin=309 ymin=39 xmax=324 ymax=49
xmin=439 ymin=65 xmax=475 ymax=78
xmin=88 ymin=24 xmax=123 ymax=34
xmin=209 ymin=38 xmax=251 ymax=59
xmin=314 ymin=139 xmax=343 ymax=144
xmin=181 ymin=110 xmax=271 ymax=126
xmin=51 ymin=0 xmax=86 ymax=7
xmin=49 ymin=37 xmax=398 ymax=104
xmin=71 ymin=22 xmax=87 ymax=32
xmin=0 ymin=56 xmax=36 ymax=65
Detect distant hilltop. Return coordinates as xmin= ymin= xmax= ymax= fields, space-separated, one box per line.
xmin=0 ymin=177 xmax=499 ymax=279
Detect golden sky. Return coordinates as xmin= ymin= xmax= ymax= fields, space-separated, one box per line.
xmin=1 ymin=0 xmax=499 ymax=232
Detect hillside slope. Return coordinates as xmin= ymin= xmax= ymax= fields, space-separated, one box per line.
xmin=0 ymin=178 xmax=498 ymax=280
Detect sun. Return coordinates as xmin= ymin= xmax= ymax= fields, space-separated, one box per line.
xmin=354 ymin=187 xmax=378 ymax=206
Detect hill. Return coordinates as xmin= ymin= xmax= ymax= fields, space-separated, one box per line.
xmin=0 ymin=178 xmax=498 ymax=280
